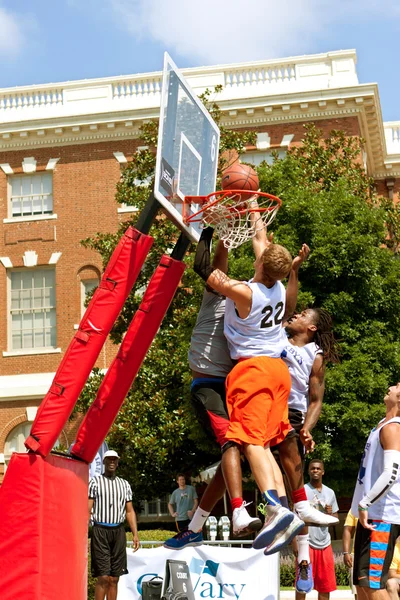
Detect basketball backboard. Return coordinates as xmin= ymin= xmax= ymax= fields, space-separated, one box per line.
xmin=154 ymin=53 xmax=220 ymax=242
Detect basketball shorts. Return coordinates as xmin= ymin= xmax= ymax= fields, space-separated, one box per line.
xmin=353 ymin=520 xmax=400 ymax=589
xmin=307 ymin=545 xmax=337 ymax=593
xmin=270 ymin=408 xmax=305 ymax=460
xmin=190 ymin=378 xmax=232 ymax=450
xmin=91 ymin=523 xmax=128 ymax=578
xmin=225 ymin=356 xmax=291 ymax=447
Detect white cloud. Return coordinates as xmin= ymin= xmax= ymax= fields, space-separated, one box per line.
xmin=0 ymin=7 xmax=26 ymax=57
xmin=107 ymin=0 xmax=400 ymax=64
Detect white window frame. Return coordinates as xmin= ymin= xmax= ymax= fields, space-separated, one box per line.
xmin=7 ymin=267 xmax=58 ymax=354
xmin=241 ymin=149 xmax=287 ymax=166
xmin=80 ymin=278 xmax=99 ymax=317
xmin=7 ymin=172 xmax=55 ymax=221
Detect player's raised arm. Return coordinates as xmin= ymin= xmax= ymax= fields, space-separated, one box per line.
xmin=249 ymin=194 xmax=270 ymax=259
xmin=194 ymin=227 xmax=252 ymax=316
xmin=284 ymin=244 xmax=310 ymax=320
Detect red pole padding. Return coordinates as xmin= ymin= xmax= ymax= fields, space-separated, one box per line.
xmin=25 ymin=228 xmax=154 ymax=457
xmin=0 ymin=453 xmax=88 ymax=600
xmin=71 ymin=255 xmax=186 ymax=463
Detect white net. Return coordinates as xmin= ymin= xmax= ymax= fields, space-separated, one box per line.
xmin=198 ymin=191 xmax=281 ymax=249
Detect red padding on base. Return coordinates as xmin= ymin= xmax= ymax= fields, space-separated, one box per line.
xmin=72 ymin=255 xmax=186 ymax=463
xmin=0 ymin=453 xmax=88 ymax=600
xmin=26 ymin=227 xmax=153 ymax=456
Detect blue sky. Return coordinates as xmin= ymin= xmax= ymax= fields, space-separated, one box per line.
xmin=0 ymin=0 xmax=399 ymax=121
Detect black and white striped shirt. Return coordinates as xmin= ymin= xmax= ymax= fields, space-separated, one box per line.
xmin=89 ymin=475 xmax=132 ymax=525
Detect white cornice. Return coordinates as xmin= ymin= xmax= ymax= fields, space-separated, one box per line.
xmin=0 ymin=49 xmax=397 ymax=178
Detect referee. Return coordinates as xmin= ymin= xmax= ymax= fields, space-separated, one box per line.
xmin=88 ymin=450 xmax=140 ymax=600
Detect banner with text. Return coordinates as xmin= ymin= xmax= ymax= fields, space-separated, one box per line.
xmin=118 ymin=544 xmax=279 ymax=600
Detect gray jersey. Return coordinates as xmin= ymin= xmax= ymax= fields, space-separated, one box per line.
xmin=188 ymin=290 xmax=233 ymax=378
xmin=305 ymin=482 xmax=339 ymax=549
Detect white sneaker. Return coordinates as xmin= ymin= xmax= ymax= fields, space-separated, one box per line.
xmin=264 ymin=513 xmax=305 ymax=555
xmin=294 ymin=501 xmax=339 ymax=526
xmin=253 ymin=505 xmax=294 ymax=550
xmin=232 ymin=501 xmax=262 ymax=535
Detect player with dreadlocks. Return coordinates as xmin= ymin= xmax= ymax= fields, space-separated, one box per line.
xmin=267 ymin=308 xmax=340 ymax=592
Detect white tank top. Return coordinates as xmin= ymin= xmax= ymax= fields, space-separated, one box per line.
xmin=282 ymin=340 xmax=322 ymax=413
xmin=351 ymin=417 xmax=400 ymax=524
xmin=224 ymin=280 xmax=286 ymax=360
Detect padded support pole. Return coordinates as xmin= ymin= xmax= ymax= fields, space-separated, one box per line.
xmin=0 ymin=453 xmax=88 ymax=600
xmin=25 ymin=227 xmax=153 ymax=456
xmin=71 ymin=255 xmax=186 ymax=463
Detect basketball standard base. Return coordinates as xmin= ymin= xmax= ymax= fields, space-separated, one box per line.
xmin=0 ymin=453 xmax=88 ymax=600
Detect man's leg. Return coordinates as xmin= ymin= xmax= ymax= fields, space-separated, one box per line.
xmin=386 ymin=578 xmax=400 ymax=600
xmin=277 ymin=435 xmax=338 ymax=526
xmin=95 ymin=576 xmax=110 ymax=600
xmin=107 ymin=576 xmax=119 ymax=600
xmin=318 ymin=594 xmax=330 ymax=600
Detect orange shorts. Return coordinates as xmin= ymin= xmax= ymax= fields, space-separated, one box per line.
xmin=225 ymin=356 xmax=291 ymax=447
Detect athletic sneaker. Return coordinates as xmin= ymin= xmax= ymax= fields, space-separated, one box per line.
xmin=163 ymin=528 xmax=203 ymax=549
xmin=295 ymin=502 xmax=339 ymax=526
xmin=232 ymin=502 xmax=262 ymax=536
xmin=252 ymin=505 xmax=294 ymax=550
xmin=263 ymin=513 xmax=305 ymax=555
xmin=295 ymin=560 xmax=314 ymax=593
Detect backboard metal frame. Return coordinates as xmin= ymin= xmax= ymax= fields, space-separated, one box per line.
xmin=154 ymin=52 xmax=220 ymax=242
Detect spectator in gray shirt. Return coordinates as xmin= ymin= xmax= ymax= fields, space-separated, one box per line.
xmin=168 ymin=474 xmax=198 ymax=532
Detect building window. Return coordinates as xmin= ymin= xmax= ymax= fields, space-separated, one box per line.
xmin=10 ymin=269 xmax=56 ymax=351
xmin=81 ymin=278 xmax=99 ymax=316
xmin=9 ymin=173 xmax=53 ymax=218
xmin=241 ymin=150 xmax=287 ymax=166
xmin=4 ymin=421 xmax=32 ymax=466
xmin=4 ymin=421 xmax=59 ymax=468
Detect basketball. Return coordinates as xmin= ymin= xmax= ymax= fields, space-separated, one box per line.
xmin=221 ymin=163 xmax=259 ymax=192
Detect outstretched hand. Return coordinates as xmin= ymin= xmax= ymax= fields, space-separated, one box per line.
xmin=292 ymin=243 xmax=310 ymax=271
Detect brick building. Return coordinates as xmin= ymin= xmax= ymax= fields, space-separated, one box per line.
xmin=0 ymin=49 xmax=398 ymax=483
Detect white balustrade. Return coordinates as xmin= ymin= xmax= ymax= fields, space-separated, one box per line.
xmin=0 ymin=50 xmax=358 ymax=126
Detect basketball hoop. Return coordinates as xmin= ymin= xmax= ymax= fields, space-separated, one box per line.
xmin=183 ymin=190 xmax=282 ymax=249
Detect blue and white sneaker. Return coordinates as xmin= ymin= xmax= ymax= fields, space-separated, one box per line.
xmin=295 ymin=560 xmax=314 ymax=593
xmin=163 ymin=528 xmax=203 ymax=549
xmin=252 ymin=505 xmax=294 ymax=550
xmin=263 ymin=513 xmax=305 ymax=555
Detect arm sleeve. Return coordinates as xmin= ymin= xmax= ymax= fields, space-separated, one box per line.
xmin=169 ymin=490 xmax=176 ymax=506
xmin=194 ymin=227 xmax=215 ymax=282
xmin=359 ymin=450 xmax=400 ymax=509
xmin=88 ymin=478 xmax=97 ymax=500
xmin=125 ymin=481 xmax=133 ymax=503
xmin=331 ymin=492 xmax=339 ymax=513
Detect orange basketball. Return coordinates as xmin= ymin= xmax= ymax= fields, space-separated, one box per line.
xmin=221 ymin=163 xmax=259 ymax=192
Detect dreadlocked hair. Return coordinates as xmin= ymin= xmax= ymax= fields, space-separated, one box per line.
xmin=311 ymin=308 xmax=340 ymax=364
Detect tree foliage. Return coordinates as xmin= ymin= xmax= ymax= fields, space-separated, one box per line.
xmin=77 ymin=105 xmax=400 ymax=503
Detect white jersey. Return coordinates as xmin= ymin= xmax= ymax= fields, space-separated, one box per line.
xmin=351 ymin=417 xmax=400 ymax=524
xmin=282 ymin=340 xmax=322 ymax=413
xmin=224 ymin=280 xmax=286 ymax=360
